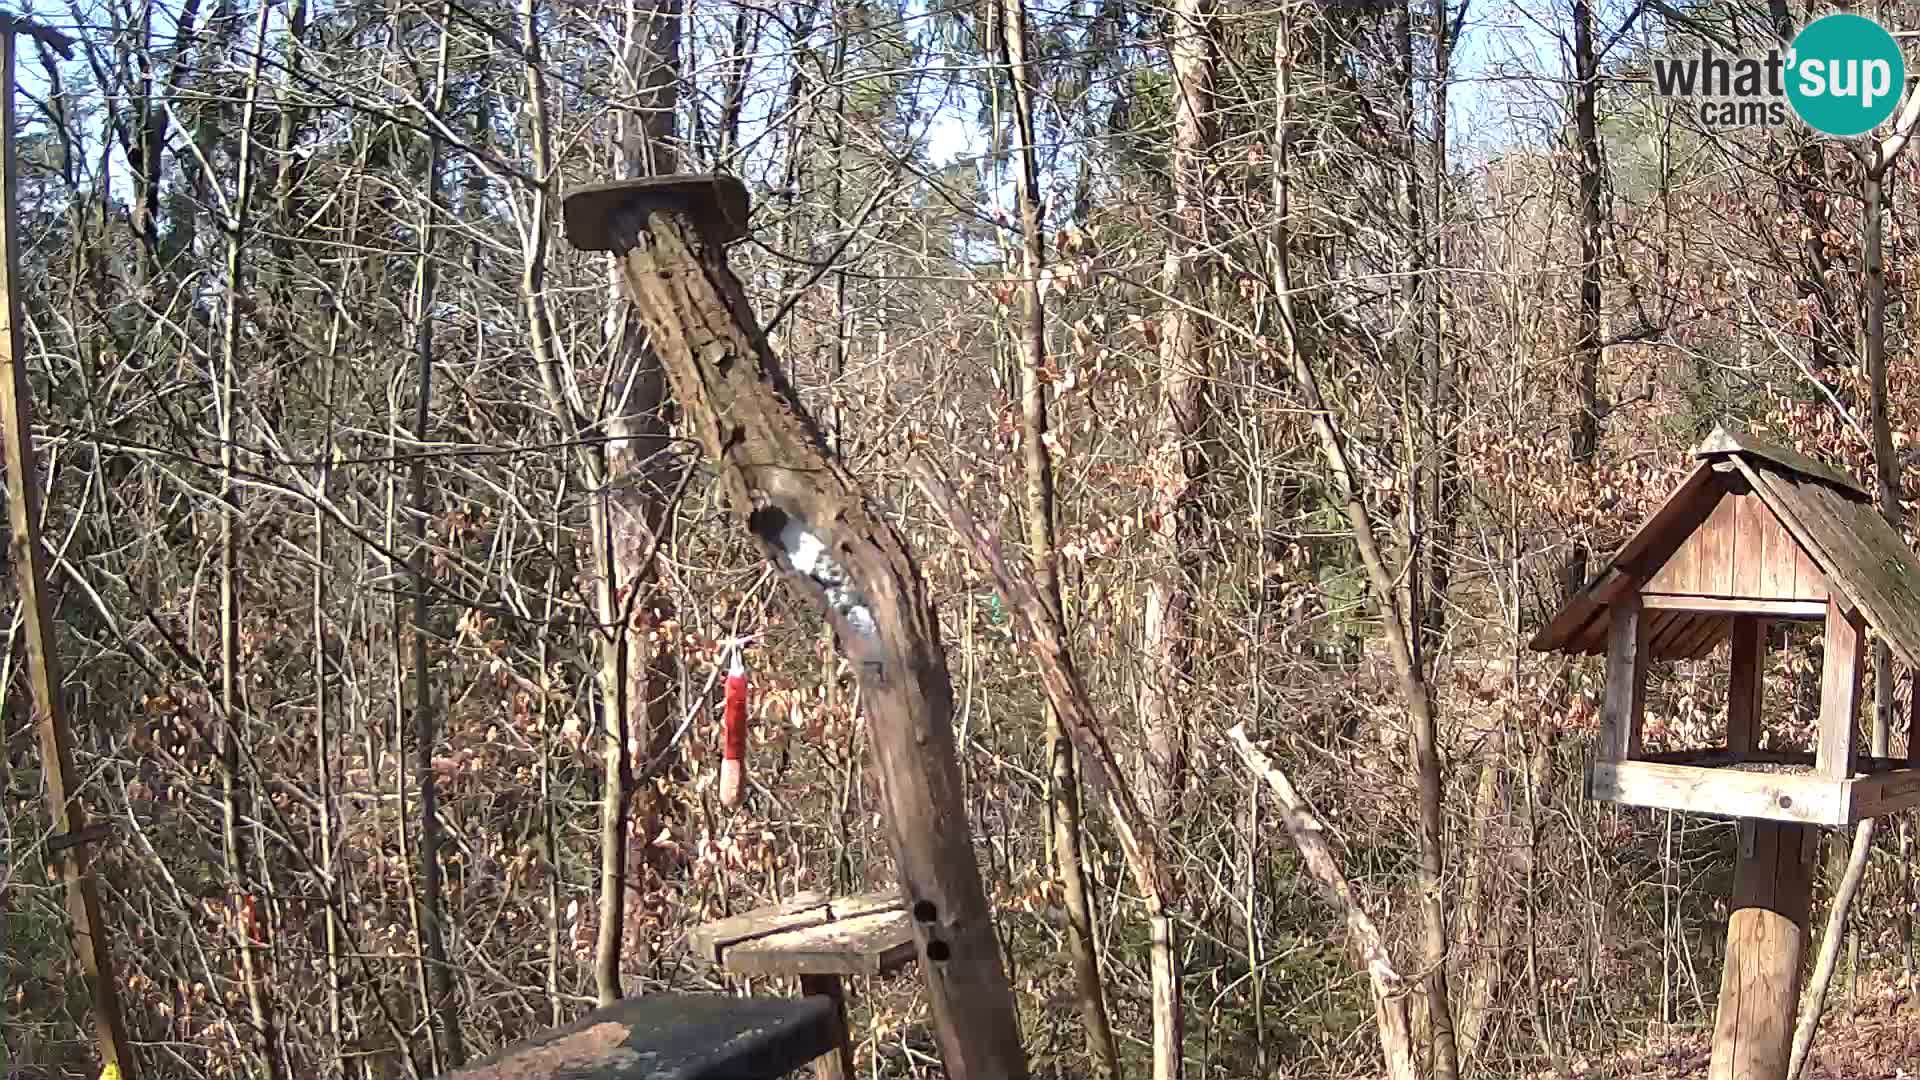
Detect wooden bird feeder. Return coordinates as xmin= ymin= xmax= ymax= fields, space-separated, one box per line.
xmin=1533 ymin=423 xmax=1920 ymax=1080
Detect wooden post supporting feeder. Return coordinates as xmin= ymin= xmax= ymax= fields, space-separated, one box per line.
xmin=1533 ymin=424 xmax=1920 ymax=1080
xmin=562 ymin=174 xmax=1028 ymax=1080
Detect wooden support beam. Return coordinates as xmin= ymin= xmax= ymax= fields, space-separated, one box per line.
xmin=566 ymin=176 xmax=1027 ymax=1080
xmin=800 ymin=974 xmax=856 ymax=1080
xmin=1641 ymin=595 xmax=1826 ymax=618
xmin=1598 ymin=595 xmax=1650 ymax=765
xmin=0 ymin=28 xmax=136 ymax=1080
xmin=1817 ymin=600 xmax=1865 ymax=780
xmin=1710 ymin=819 xmax=1813 ymax=1080
xmin=1589 ymin=760 xmax=1846 ymax=825
xmin=1728 ymin=618 xmax=1768 ymax=754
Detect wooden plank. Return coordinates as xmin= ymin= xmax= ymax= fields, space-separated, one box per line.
xmin=1686 ymin=621 xmax=1733 ymax=660
xmin=1637 ymin=749 xmax=1751 ymax=767
xmin=1790 ymin=538 xmax=1828 ymax=602
xmin=1672 ymin=613 xmax=1727 ymax=659
xmin=1640 ymin=595 xmax=1826 ymax=618
xmin=1588 ymin=761 xmax=1847 ymax=825
xmin=1569 ymin=606 xmax=1614 ymax=656
xmin=440 ymin=992 xmax=840 ymax=1080
xmin=689 ymin=891 xmax=832 ymax=965
xmin=1758 ymin=488 xmax=1797 ymax=595
xmin=1599 ymin=596 xmax=1650 ymax=763
xmin=1645 ymin=485 xmax=1732 ymax=595
xmin=1698 ymin=495 xmax=1739 ymax=595
xmin=827 ymin=891 xmax=906 ymax=920
xmin=1728 ymin=618 xmax=1767 ymax=754
xmin=1651 ymin=750 xmax=1909 ymax=773
xmin=1649 ymin=610 xmax=1697 ymax=657
xmin=725 ymin=910 xmax=920 ymax=977
xmin=1529 ymin=569 xmax=1632 ymax=654
xmin=1847 ymin=769 xmax=1920 ymax=821
xmin=1647 ymin=536 xmax=1701 ymax=594
xmin=1816 ymin=598 xmax=1864 ymax=780
xmin=1709 ymin=819 xmax=1813 ymax=1080
xmin=1694 ymin=423 xmax=1869 ymax=497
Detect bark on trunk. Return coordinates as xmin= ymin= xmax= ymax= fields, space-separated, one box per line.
xmin=407 ymin=6 xmax=460 ymax=1062
xmin=1140 ymin=0 xmax=1216 ymax=832
xmin=1566 ymin=0 xmax=1603 ymax=600
xmin=1139 ymin=7 xmax=1215 ymax=1067
xmin=217 ymin=9 xmax=284 ymax=1076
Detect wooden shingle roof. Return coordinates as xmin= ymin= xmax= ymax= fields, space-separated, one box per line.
xmin=1530 ymin=424 xmax=1920 ymax=667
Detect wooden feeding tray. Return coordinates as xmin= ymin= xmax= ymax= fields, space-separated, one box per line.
xmin=689 ymin=890 xmax=918 ymax=1080
xmin=1593 ymin=748 xmax=1920 ymax=826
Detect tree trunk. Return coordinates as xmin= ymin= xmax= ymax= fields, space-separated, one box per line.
xmin=0 ymin=24 xmax=140 ymax=1079
xmin=913 ymin=459 xmax=1176 ymax=1080
xmin=218 ymin=8 xmax=284 ymax=1076
xmin=1767 ymin=0 xmax=1842 ymax=372
xmin=1268 ymin=20 xmax=1454 ymax=1069
xmin=1140 ymin=0 xmax=1216 ymax=832
xmin=1138 ymin=6 xmax=1215 ymax=1071
xmin=407 ymin=5 xmax=461 ymax=1063
xmin=593 ymin=0 xmax=683 ymax=1005
xmin=1423 ymin=0 xmax=1460 ymax=656
xmin=994 ymin=0 xmax=1119 ymax=1073
xmin=1566 ymin=0 xmax=1603 ymax=599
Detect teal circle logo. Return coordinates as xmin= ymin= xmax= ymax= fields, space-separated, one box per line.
xmin=1787 ymin=14 xmax=1906 ymax=137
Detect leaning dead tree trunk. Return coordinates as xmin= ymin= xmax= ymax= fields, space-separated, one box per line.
xmin=1227 ymin=726 xmax=1417 ymax=1080
xmin=564 ymin=176 xmax=1028 ymax=1080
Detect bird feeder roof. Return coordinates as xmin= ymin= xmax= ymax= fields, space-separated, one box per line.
xmin=1530 ymin=424 xmax=1920 ymax=667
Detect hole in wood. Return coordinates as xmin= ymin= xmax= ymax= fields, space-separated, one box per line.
xmin=912 ymin=900 xmax=936 ymax=923
xmin=926 ymin=939 xmax=951 ymax=963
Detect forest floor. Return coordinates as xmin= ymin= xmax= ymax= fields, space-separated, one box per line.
xmin=1594 ymin=988 xmax=1920 ymax=1079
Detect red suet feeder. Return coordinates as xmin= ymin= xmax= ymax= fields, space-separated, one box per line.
xmin=721 ymin=647 xmax=749 ymax=808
